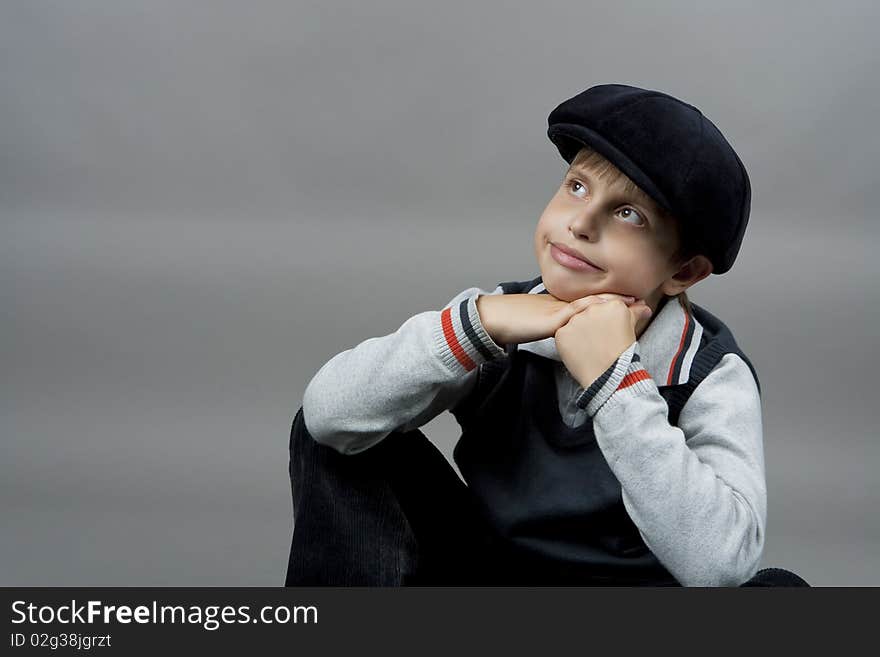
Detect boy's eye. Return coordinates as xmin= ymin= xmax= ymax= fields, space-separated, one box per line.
xmin=566 ymin=179 xmax=646 ymax=226
xmin=568 ymin=180 xmax=588 ymax=198
xmin=617 ymin=207 xmax=645 ymax=226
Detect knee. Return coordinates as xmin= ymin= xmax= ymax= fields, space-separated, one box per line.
xmin=740 ymin=567 xmax=810 ymax=587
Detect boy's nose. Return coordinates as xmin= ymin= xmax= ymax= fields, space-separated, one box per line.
xmin=568 ymin=207 xmax=605 ymax=241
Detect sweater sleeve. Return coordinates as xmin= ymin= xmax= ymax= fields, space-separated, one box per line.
xmin=301 ymin=284 xmax=508 ymax=455
xmin=580 ymin=348 xmax=767 ymax=587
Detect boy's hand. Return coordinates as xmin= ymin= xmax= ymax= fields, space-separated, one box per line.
xmin=555 ymin=297 xmax=653 ymax=390
xmin=477 ymin=292 xmax=640 ymax=347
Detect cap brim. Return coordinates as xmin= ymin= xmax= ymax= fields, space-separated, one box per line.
xmin=547 ymin=124 xmax=675 ymax=218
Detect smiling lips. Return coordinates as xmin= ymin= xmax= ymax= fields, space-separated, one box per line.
xmin=550 ymin=243 xmax=603 ymax=272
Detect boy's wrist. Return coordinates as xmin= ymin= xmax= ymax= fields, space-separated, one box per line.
xmin=437 ymin=293 xmax=507 ymax=374
xmin=574 ymin=341 xmax=641 ymax=417
xmin=476 ymin=294 xmax=507 ymax=346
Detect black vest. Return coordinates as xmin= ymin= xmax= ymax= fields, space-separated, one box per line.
xmin=450 ymin=277 xmax=759 ymax=585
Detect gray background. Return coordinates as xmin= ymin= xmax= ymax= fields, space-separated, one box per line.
xmin=2 ymin=0 xmax=877 ymax=586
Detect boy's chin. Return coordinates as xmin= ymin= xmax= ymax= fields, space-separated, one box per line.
xmin=542 ymin=276 xmax=624 ymax=303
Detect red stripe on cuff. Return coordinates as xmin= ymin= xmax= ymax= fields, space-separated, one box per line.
xmin=618 ymin=369 xmax=651 ymax=391
xmin=441 ymin=306 xmax=477 ymax=371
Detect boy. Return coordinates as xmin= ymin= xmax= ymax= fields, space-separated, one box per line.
xmin=286 ymin=84 xmax=809 ymax=587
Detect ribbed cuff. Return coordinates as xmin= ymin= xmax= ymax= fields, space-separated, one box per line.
xmin=574 ymin=341 xmax=648 ymax=417
xmin=434 ymin=293 xmax=507 ymax=374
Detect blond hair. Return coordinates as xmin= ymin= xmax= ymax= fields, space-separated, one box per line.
xmin=569 ymin=146 xmax=698 ymax=315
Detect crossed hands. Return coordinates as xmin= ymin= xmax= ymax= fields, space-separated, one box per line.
xmin=476 ymin=292 xmax=653 ymax=390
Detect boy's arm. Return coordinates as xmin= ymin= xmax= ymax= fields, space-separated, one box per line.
xmin=301 ymin=284 xmax=508 ymax=455
xmin=574 ymin=346 xmax=766 ymax=587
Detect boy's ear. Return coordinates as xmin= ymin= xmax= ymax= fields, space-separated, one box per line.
xmin=660 ymin=255 xmax=713 ymax=296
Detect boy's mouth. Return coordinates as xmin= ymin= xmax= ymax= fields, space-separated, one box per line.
xmin=550 ymin=243 xmax=604 ymax=272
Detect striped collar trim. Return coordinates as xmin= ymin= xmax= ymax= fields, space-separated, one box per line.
xmin=519 ymin=278 xmax=703 ymax=386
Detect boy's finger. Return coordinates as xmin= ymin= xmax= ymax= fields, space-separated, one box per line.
xmin=595 ymin=293 xmax=634 ymax=302
xmin=564 ymin=297 xmax=603 ymax=320
xmin=571 ymin=296 xmax=609 ymax=310
xmin=575 ymin=293 xmax=634 ymax=305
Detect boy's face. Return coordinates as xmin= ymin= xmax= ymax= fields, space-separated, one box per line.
xmin=534 ymin=151 xmax=696 ymax=312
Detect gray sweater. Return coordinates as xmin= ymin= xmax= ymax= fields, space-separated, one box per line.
xmin=302 ymin=278 xmax=767 ymax=586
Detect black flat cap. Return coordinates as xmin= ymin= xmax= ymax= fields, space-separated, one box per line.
xmin=547 ymin=83 xmax=751 ymax=275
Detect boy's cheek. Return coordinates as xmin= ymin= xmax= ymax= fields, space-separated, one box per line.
xmin=602 ymin=270 xmax=654 ymax=301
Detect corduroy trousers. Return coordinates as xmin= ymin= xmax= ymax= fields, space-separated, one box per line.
xmin=284 ymin=407 xmax=809 ymax=587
